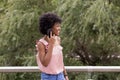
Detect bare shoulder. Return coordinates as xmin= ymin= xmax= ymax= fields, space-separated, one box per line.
xmin=37 ymin=41 xmax=45 ymax=50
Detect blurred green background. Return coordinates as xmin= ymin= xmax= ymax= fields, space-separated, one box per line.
xmin=0 ymin=0 xmax=120 ymax=80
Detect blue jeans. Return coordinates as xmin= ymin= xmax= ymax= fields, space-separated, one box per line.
xmin=41 ymin=72 xmax=65 ymax=80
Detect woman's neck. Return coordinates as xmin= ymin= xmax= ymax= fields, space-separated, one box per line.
xmin=43 ymin=35 xmax=61 ymax=45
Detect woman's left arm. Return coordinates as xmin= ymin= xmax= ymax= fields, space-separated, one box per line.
xmin=63 ymin=66 xmax=69 ymax=80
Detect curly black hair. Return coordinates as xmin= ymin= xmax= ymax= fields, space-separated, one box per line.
xmin=39 ymin=12 xmax=62 ymax=35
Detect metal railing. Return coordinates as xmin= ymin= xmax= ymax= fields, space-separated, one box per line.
xmin=0 ymin=66 xmax=120 ymax=73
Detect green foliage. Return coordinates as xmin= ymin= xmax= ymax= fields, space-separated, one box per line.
xmin=56 ymin=0 xmax=120 ymax=79
xmin=0 ymin=0 xmax=57 ymax=80
xmin=57 ymin=0 xmax=120 ymax=66
xmin=0 ymin=0 xmax=120 ymax=80
xmin=110 ymin=0 xmax=120 ymax=7
xmin=0 ymin=0 xmax=57 ymax=65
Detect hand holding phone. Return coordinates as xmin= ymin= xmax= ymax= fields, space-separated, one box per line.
xmin=47 ymin=29 xmax=55 ymax=44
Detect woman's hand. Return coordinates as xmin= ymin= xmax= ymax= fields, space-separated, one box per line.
xmin=65 ymin=76 xmax=69 ymax=80
xmin=47 ymin=31 xmax=56 ymax=45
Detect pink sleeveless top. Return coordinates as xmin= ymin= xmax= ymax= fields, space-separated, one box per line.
xmin=36 ymin=38 xmax=64 ymax=74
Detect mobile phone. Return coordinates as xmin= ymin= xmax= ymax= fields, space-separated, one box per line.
xmin=47 ymin=28 xmax=52 ymax=38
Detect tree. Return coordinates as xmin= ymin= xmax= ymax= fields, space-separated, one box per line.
xmin=57 ymin=0 xmax=120 ymax=66
xmin=57 ymin=0 xmax=120 ymax=79
xmin=0 ymin=0 xmax=57 ymax=80
xmin=0 ymin=0 xmax=120 ymax=80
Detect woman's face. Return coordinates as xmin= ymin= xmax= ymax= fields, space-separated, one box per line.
xmin=52 ymin=23 xmax=61 ymax=36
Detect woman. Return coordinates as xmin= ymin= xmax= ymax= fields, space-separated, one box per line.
xmin=36 ymin=12 xmax=69 ymax=80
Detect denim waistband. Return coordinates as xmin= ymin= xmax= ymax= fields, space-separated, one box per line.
xmin=41 ymin=72 xmax=65 ymax=80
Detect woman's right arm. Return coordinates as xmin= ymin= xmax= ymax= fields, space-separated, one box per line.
xmin=37 ymin=41 xmax=54 ymax=67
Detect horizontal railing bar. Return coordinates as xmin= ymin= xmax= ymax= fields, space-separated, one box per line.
xmin=0 ymin=66 xmax=120 ymax=73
